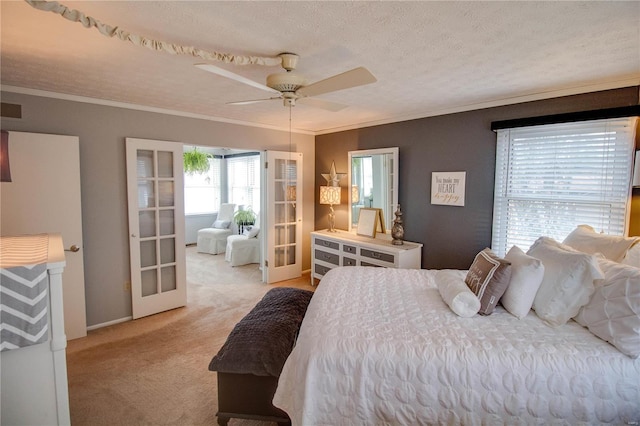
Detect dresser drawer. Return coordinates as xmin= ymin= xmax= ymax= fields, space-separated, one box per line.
xmin=315 ymin=263 xmax=333 ymax=276
xmin=361 ymin=248 xmax=395 ymax=264
xmin=315 ymin=249 xmax=339 ymax=266
xmin=343 ymin=257 xmax=357 ymax=266
xmin=361 ymin=261 xmax=384 ymax=267
xmin=343 ymin=244 xmax=357 ymax=254
xmin=315 ymin=238 xmax=339 ymax=250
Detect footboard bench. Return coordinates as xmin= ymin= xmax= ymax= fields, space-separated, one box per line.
xmin=208 ymin=287 xmax=314 ymax=426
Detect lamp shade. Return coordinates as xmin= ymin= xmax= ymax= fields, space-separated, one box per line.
xmin=319 ymin=186 xmax=341 ymax=205
xmin=634 ymin=151 xmax=640 ymax=187
xmin=0 ymin=130 xmax=11 ymax=182
xmin=351 ymin=185 xmax=360 ymax=204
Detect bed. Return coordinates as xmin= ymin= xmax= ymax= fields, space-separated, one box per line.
xmin=273 ymin=262 xmax=640 ymax=425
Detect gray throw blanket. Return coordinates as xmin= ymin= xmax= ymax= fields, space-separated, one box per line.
xmin=209 ymin=287 xmax=314 ymax=377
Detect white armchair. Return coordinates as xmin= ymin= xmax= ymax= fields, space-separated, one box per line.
xmin=196 ymin=203 xmax=236 ymax=255
xmin=225 ymin=225 xmax=260 ymax=266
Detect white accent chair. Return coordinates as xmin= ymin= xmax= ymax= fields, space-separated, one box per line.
xmin=196 ymin=203 xmax=236 ymax=255
xmin=225 ymin=226 xmax=261 ymax=266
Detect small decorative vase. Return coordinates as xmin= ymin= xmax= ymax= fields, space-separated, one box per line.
xmin=391 ymin=204 xmax=404 ymax=245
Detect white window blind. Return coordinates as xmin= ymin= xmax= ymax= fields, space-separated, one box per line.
xmin=227 ymin=154 xmax=260 ymax=213
xmin=184 ymin=157 xmax=221 ymax=215
xmin=492 ymin=117 xmax=637 ymax=257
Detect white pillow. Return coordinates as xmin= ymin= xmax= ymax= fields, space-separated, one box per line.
xmin=501 ymin=245 xmax=545 ymax=319
xmin=436 ymin=270 xmax=480 ymax=318
xmin=574 ymin=255 xmax=640 ymax=358
xmin=242 ymin=225 xmax=260 ymax=239
xmin=562 ymin=224 xmax=639 ymax=262
xmin=212 ymin=220 xmax=231 ymax=229
xmin=622 ymin=243 xmax=640 ymax=268
xmin=527 ymin=237 xmax=603 ymax=327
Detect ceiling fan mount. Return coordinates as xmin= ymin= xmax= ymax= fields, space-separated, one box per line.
xmin=195 ymin=51 xmax=376 ymax=112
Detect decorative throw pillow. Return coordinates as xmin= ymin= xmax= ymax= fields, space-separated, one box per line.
xmin=562 ymin=224 xmax=639 ymax=262
xmin=212 ymin=220 xmax=231 ymax=229
xmin=574 ymin=255 xmax=640 ymax=358
xmin=243 ymin=225 xmax=260 ymax=239
xmin=465 ymin=248 xmax=512 ymax=315
xmin=528 ymin=237 xmax=603 ymax=327
xmin=622 ymin=243 xmax=640 ymax=268
xmin=501 ymin=245 xmax=545 ymax=319
xmin=436 ymin=270 xmax=480 ymax=318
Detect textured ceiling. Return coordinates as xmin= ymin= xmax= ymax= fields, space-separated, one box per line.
xmin=1 ymin=1 xmax=639 ymax=134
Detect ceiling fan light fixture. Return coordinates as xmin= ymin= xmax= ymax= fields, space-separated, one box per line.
xmin=266 ymin=72 xmax=307 ymax=93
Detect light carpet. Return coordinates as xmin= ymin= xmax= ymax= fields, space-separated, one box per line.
xmin=66 ymin=246 xmax=314 ymax=426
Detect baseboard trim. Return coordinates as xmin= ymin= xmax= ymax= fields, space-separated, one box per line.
xmin=86 ymin=316 xmax=133 ymax=331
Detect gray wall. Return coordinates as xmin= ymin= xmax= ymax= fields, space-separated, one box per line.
xmin=316 ymin=87 xmax=639 ymax=270
xmin=185 ymin=214 xmax=216 ymax=245
xmin=1 ymin=91 xmax=315 ymax=327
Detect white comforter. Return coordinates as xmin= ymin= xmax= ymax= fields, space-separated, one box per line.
xmin=273 ymin=267 xmax=640 ymax=425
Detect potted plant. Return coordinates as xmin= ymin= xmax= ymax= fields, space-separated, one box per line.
xmin=183 ymin=148 xmax=212 ymax=175
xmin=234 ymin=208 xmax=257 ymax=234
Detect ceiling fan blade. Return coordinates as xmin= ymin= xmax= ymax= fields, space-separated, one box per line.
xmin=227 ymin=97 xmax=281 ymax=106
xmin=297 ymin=97 xmax=348 ymax=112
xmin=296 ymin=67 xmax=377 ymax=97
xmin=195 ymin=63 xmax=280 ymax=94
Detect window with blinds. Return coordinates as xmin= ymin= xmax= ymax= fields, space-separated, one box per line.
xmin=227 ymin=154 xmax=261 ymax=213
xmin=184 ymin=157 xmax=221 ymax=215
xmin=491 ymin=117 xmax=637 ymax=257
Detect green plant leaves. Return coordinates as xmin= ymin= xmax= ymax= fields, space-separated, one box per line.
xmin=183 ymin=148 xmax=212 ymax=175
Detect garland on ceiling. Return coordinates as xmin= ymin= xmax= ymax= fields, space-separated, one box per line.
xmin=23 ymin=0 xmax=282 ymax=67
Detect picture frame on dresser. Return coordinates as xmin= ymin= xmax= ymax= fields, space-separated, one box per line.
xmin=357 ymin=208 xmax=382 ymax=238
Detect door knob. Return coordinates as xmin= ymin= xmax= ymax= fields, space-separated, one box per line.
xmin=65 ymin=245 xmax=80 ymax=252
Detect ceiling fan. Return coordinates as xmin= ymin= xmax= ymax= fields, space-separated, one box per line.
xmin=195 ymin=53 xmax=377 ymax=111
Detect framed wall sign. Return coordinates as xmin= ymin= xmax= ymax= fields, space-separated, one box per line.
xmin=431 ymin=172 xmax=466 ymax=207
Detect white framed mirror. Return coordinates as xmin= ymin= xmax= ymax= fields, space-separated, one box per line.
xmin=348 ymin=147 xmax=399 ymax=234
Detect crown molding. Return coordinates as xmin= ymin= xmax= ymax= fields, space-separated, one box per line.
xmin=0 ymin=85 xmax=315 ymax=136
xmin=314 ymin=77 xmax=640 ymax=135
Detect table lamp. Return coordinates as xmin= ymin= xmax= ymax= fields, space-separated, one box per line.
xmin=319 ymin=186 xmax=341 ymax=232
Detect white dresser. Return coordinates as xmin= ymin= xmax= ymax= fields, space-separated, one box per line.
xmin=311 ymin=229 xmax=423 ymax=284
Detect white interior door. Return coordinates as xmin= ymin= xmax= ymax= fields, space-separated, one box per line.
xmin=0 ymin=131 xmax=87 ymax=340
xmin=261 ymin=150 xmax=303 ymax=283
xmin=125 ymin=138 xmax=186 ymax=319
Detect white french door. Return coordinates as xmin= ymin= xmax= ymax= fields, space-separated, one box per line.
xmin=261 ymin=150 xmax=303 ymax=283
xmin=125 ymin=138 xmax=186 ymax=319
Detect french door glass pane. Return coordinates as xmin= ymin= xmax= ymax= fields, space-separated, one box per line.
xmin=160 ymin=238 xmax=175 ymax=264
xmin=275 ymin=225 xmax=286 ymax=245
xmin=138 ymin=181 xmax=155 ymax=208
xmin=141 ymin=269 xmax=158 ymax=297
xmin=161 ymin=266 xmax=176 ymax=292
xmin=286 ymin=245 xmax=296 ymax=265
xmin=158 ymin=181 xmax=174 ymax=207
xmin=139 ymin=211 xmax=156 ymax=238
xmin=286 ymin=224 xmax=296 ymax=244
xmin=159 ymin=210 xmax=174 ymax=235
xmin=140 ymin=240 xmax=157 ymax=267
xmin=157 ymin=151 xmax=173 ymax=178
xmin=137 ymin=150 xmax=154 ymax=178
xmin=275 ymin=247 xmax=285 ymax=267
